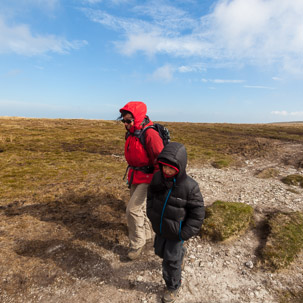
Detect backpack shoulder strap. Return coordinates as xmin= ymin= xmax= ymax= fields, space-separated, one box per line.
xmin=125 ymin=129 xmax=142 ymax=139
xmin=138 ymin=125 xmax=156 ymax=149
xmin=126 ymin=126 xmax=156 ymax=149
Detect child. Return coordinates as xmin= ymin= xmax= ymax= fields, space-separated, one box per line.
xmin=147 ymin=142 xmax=205 ymax=303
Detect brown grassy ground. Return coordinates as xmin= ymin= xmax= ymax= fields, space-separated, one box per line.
xmin=1 ymin=118 xmax=303 ymax=302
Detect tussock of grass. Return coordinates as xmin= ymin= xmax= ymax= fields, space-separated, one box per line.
xmin=261 ymin=211 xmax=303 ymax=271
xmin=281 ymin=174 xmax=303 ymax=188
xmin=279 ymin=289 xmax=303 ymax=303
xmin=211 ymin=158 xmax=232 ymax=169
xmin=256 ymin=168 xmax=279 ymax=179
xmin=200 ymin=201 xmax=254 ymax=242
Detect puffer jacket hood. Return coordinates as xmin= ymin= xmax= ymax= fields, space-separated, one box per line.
xmin=119 ymin=101 xmax=147 ymax=130
xmin=157 ymin=142 xmax=187 ymax=183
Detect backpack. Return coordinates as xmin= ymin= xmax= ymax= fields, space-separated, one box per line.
xmin=126 ymin=123 xmax=170 ymax=150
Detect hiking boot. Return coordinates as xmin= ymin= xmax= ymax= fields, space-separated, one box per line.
xmin=127 ymin=246 xmax=144 ymax=260
xmin=181 ymin=247 xmax=187 ymax=271
xmin=162 ymin=287 xmax=180 ymax=303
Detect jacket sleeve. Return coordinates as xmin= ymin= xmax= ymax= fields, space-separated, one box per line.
xmin=180 ymin=183 xmax=205 ymax=241
xmin=144 ymin=128 xmax=164 ymax=172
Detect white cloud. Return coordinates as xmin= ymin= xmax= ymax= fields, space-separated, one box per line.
xmin=0 ymin=17 xmax=87 ymax=56
xmin=132 ymin=3 xmax=196 ymax=32
xmin=271 ymin=111 xmax=288 ymax=116
xmin=83 ymin=0 xmax=103 ymax=4
xmin=84 ymin=0 xmax=303 ymax=73
xmin=209 ymin=1 xmax=303 ymax=62
xmin=0 ymin=0 xmax=60 ymax=16
xmin=202 ymin=78 xmax=244 ymax=84
xmin=151 ymin=64 xmax=175 ymax=82
xmin=82 ymin=8 xmax=145 ymax=32
xmin=271 ymin=111 xmax=303 ymax=116
xmin=213 ymin=79 xmax=244 ymax=84
xmin=244 ymin=85 xmax=275 ymax=90
xmin=150 ymin=63 xmax=206 ymax=81
xmin=118 ymin=32 xmax=213 ymax=57
xmin=82 ymin=0 xmax=131 ymax=5
xmin=178 ymin=64 xmax=206 ymax=73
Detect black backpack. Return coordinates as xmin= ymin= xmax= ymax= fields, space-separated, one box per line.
xmin=126 ymin=123 xmax=170 ymax=150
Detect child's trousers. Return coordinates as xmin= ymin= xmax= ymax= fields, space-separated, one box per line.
xmin=154 ymin=234 xmax=186 ymax=290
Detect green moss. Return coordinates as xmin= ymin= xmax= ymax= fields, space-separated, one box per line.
xmin=281 ymin=174 xmax=303 ymax=187
xmin=201 ymin=200 xmax=254 ymax=242
xmin=261 ymin=212 xmax=303 ymax=270
xmin=211 ymin=158 xmax=232 ymax=169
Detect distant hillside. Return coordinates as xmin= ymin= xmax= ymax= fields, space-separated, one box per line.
xmin=270 ymin=121 xmax=303 ymax=124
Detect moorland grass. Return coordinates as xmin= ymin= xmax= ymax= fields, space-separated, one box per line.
xmin=261 ymin=211 xmax=303 ymax=271
xmin=281 ymin=174 xmax=303 ymax=188
xmin=255 ymin=167 xmax=280 ymax=179
xmin=1 ymin=118 xmax=303 ymax=203
xmin=211 ymin=158 xmax=232 ymax=169
xmin=279 ymin=289 xmax=303 ymax=303
xmin=164 ymin=121 xmax=303 ymax=165
xmin=200 ymin=200 xmax=254 ymax=242
xmin=0 ymin=118 xmax=126 ymax=202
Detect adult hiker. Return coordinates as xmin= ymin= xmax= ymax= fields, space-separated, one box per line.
xmin=119 ymin=101 xmax=164 ymax=260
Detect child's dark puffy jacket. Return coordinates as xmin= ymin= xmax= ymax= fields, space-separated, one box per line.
xmin=147 ymin=142 xmax=205 ymax=241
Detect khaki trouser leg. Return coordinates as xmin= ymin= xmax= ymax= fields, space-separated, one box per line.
xmin=127 ymin=183 xmax=153 ymax=249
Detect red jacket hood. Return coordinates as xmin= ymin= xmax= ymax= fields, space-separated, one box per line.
xmin=120 ymin=101 xmax=148 ymax=130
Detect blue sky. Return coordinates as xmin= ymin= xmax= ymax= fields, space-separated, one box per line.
xmin=0 ymin=0 xmax=303 ymax=123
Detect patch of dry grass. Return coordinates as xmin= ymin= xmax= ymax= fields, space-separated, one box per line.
xmin=261 ymin=211 xmax=303 ymax=271
xmin=255 ymin=168 xmax=280 ymax=179
xmin=279 ymin=289 xmax=303 ymax=303
xmin=164 ymin=121 xmax=303 ymax=166
xmin=281 ymin=174 xmax=303 ymax=188
xmin=0 ymin=118 xmax=126 ymax=203
xmin=200 ymin=200 xmax=254 ymax=242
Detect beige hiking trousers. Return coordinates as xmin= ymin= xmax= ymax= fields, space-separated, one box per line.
xmin=126 ymin=183 xmax=153 ymax=249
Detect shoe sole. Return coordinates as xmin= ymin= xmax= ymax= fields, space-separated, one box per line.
xmin=162 ymin=288 xmax=180 ymax=303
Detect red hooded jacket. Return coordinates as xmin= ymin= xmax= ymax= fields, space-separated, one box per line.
xmin=120 ymin=101 xmax=164 ymax=185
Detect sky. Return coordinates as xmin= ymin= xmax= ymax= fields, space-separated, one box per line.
xmin=0 ymin=0 xmax=303 ymax=123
